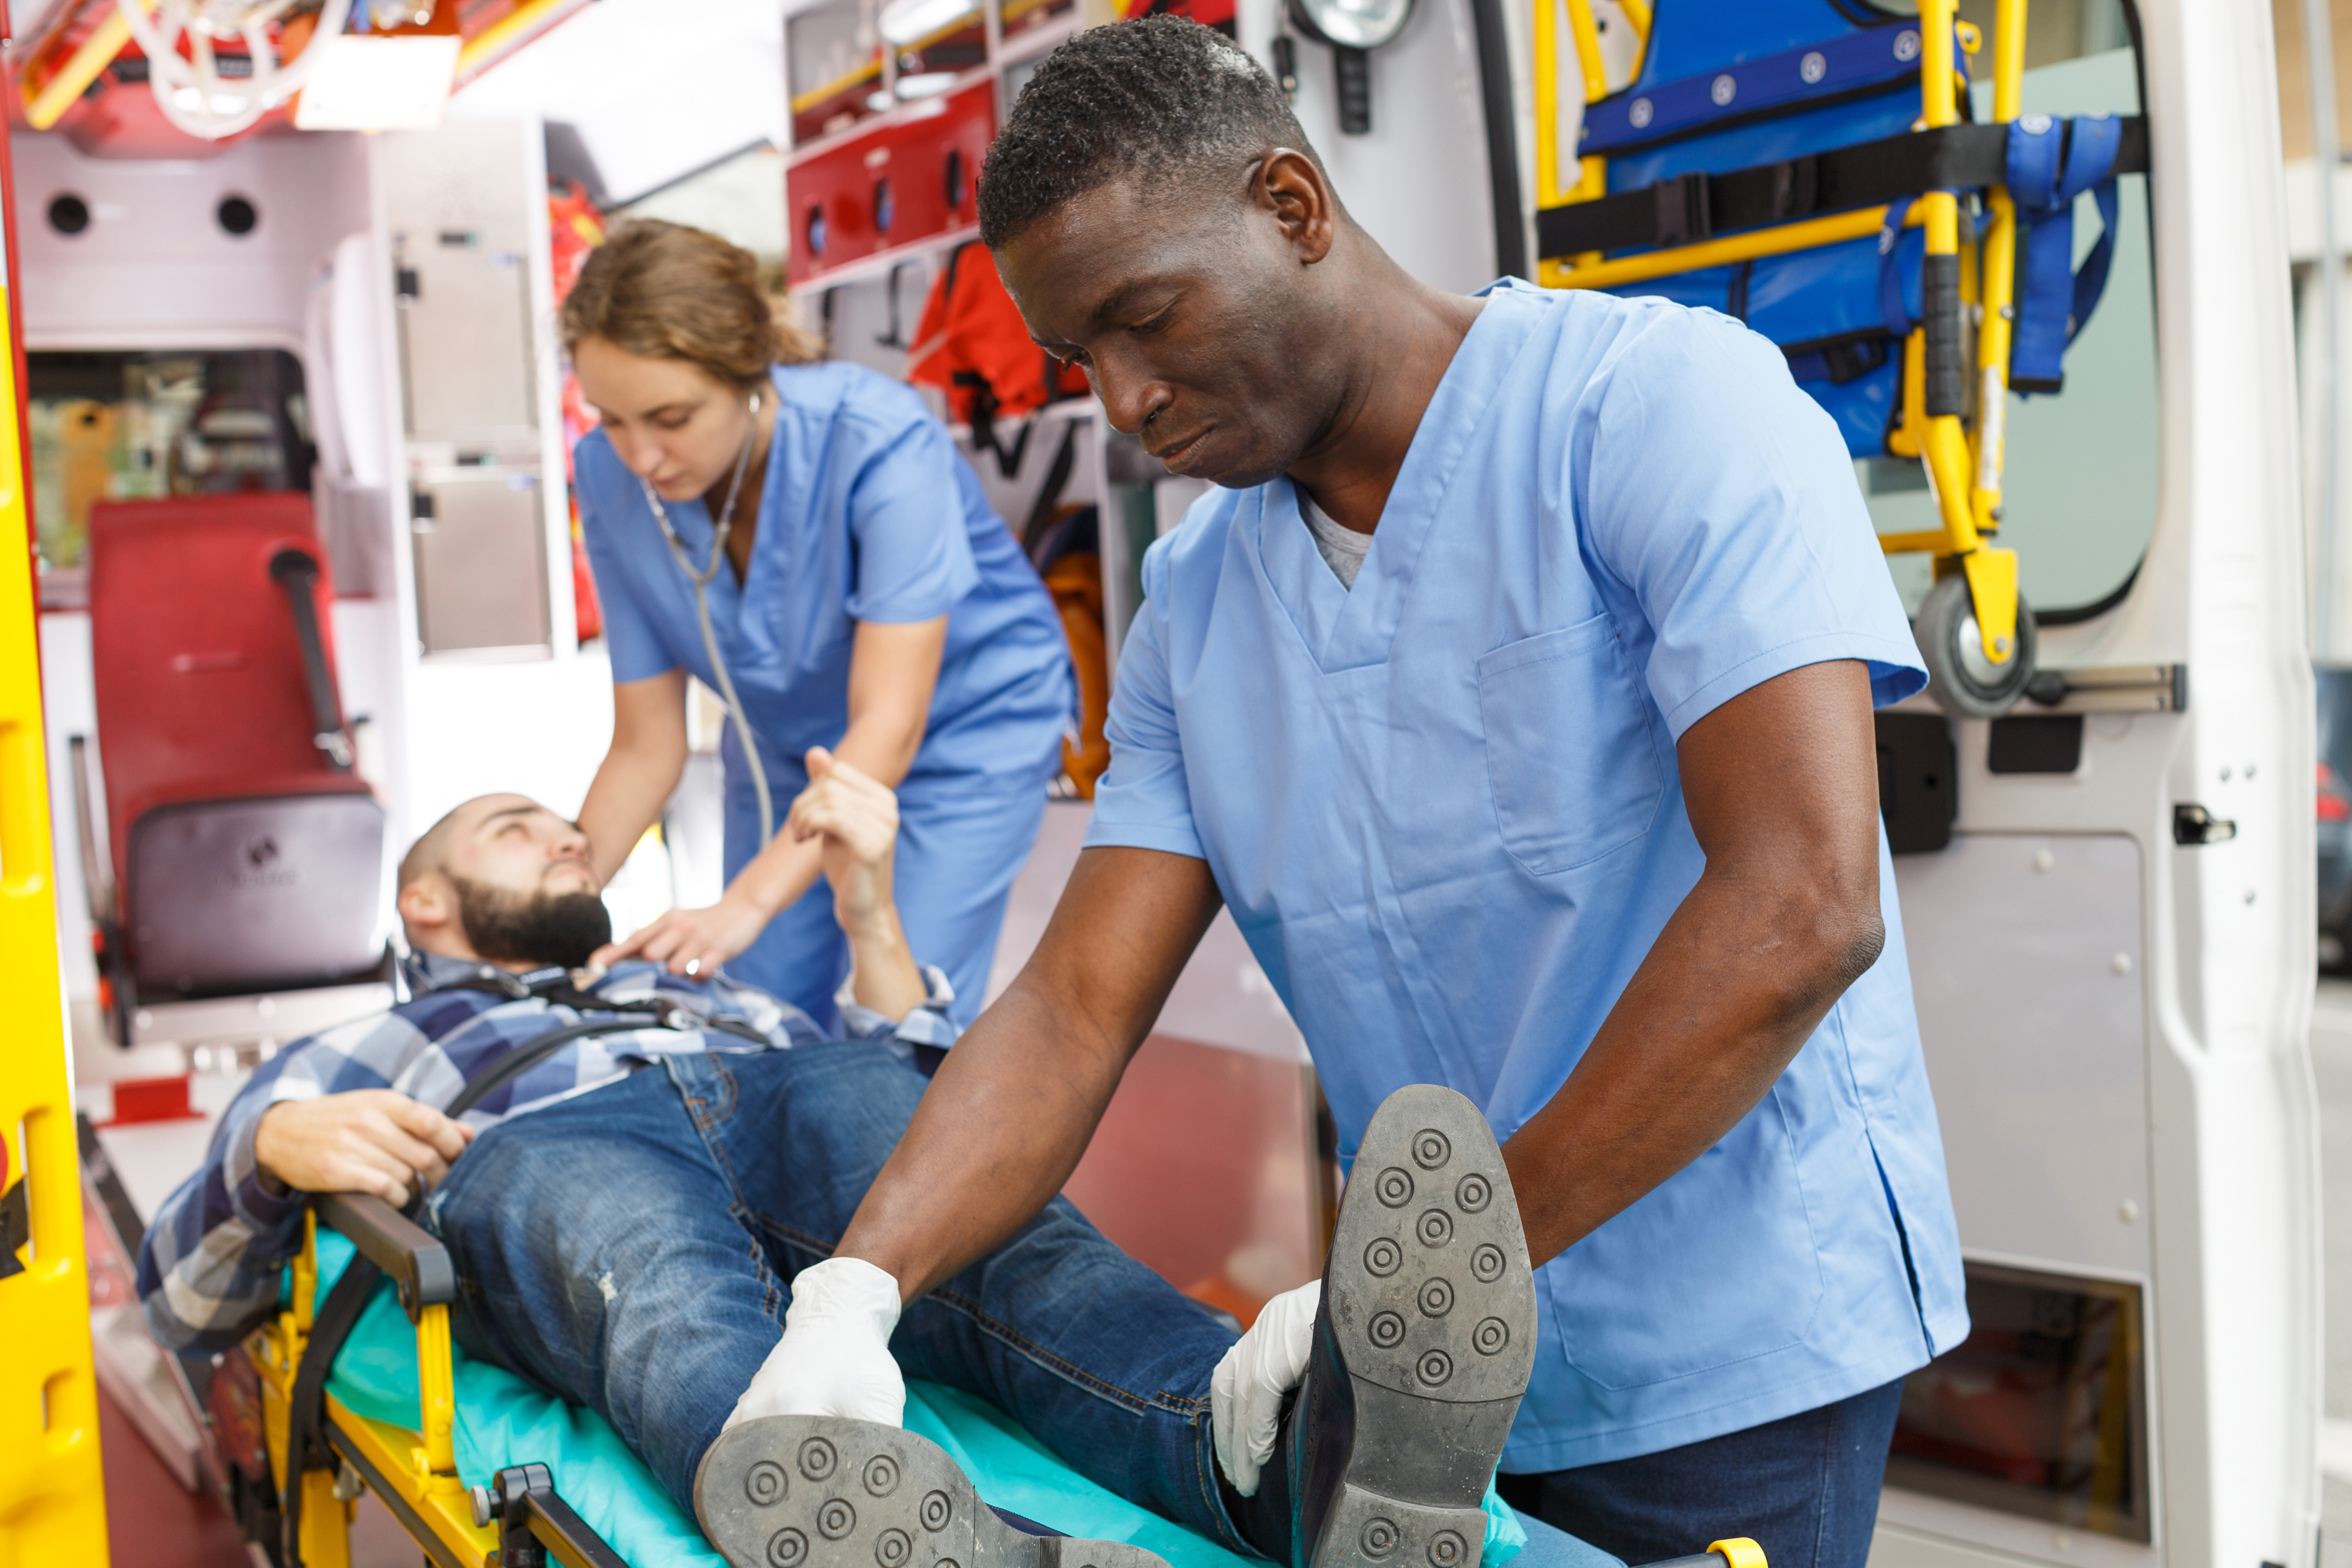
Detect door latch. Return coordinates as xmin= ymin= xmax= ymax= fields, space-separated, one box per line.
xmin=2172 ymin=803 xmax=2237 ymax=845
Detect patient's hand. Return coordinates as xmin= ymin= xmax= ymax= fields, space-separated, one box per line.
xmin=787 ymin=746 xmax=930 ymax=1021
xmin=787 ymin=747 xmax=899 ymax=935
xmin=254 ymin=1091 xmax=475 ymax=1208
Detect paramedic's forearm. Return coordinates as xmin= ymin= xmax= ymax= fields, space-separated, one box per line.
xmin=1499 ymin=660 xmax=1886 ymax=1267
xmin=835 ymin=847 xmax=1223 ymax=1300
xmin=726 ymin=830 xmax=826 ymax=922
xmin=582 ymin=670 xmax=691 ymax=880
xmin=716 ymin=702 xmax=929 ymax=925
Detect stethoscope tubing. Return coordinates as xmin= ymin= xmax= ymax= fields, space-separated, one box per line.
xmin=636 ymin=390 xmax=776 ymax=852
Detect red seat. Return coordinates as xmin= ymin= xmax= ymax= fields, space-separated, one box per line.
xmin=87 ymin=494 xmax=386 ymax=1013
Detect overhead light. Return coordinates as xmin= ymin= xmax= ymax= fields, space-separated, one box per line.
xmin=1287 ymin=0 xmax=1411 ymax=49
xmin=877 ymin=0 xmax=980 ymax=47
xmin=293 ymin=34 xmax=462 ymax=131
xmin=896 ymin=72 xmax=957 ymax=100
xmin=1286 ymin=0 xmax=1413 ymax=134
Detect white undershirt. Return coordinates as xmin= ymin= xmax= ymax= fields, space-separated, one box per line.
xmin=1299 ymin=492 xmax=1373 ymax=589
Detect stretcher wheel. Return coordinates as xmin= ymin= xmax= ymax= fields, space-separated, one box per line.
xmin=1914 ymin=572 xmax=2036 ymax=719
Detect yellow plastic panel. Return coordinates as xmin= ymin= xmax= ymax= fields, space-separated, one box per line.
xmin=0 ymin=277 xmax=112 ymax=1564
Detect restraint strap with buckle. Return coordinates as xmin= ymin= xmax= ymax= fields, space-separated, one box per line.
xmin=1534 ymin=117 xmax=2146 ymax=263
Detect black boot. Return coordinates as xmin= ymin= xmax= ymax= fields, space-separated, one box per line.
xmin=1257 ymin=1085 xmax=1538 ymax=1568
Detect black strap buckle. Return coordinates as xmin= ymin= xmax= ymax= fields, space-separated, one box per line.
xmin=1770 ymin=156 xmax=1820 ymax=220
xmin=1654 ymin=170 xmax=1713 ymax=248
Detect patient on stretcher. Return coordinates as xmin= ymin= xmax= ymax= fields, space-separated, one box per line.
xmin=137 ymin=753 xmax=1545 ymax=1568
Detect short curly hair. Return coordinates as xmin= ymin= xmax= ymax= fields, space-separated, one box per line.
xmin=978 ymin=17 xmax=1320 ymax=249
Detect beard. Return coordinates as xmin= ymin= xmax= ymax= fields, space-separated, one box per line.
xmin=450 ymin=877 xmax=613 ymax=971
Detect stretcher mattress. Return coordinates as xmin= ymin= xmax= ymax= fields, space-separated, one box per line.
xmin=311 ymin=1235 xmax=1604 ymax=1568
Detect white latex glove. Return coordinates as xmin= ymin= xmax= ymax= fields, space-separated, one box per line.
xmin=723 ymin=1256 xmax=907 ymax=1432
xmin=1210 ymin=1279 xmax=1321 ymax=1497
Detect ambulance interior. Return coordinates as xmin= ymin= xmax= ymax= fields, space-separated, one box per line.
xmin=0 ymin=0 xmax=2336 ymax=1565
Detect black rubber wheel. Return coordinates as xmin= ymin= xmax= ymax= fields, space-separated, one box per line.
xmin=1914 ymin=572 xmax=2036 ymax=718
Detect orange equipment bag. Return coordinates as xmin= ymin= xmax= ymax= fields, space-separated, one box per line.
xmin=907 ymin=243 xmax=1089 ymax=475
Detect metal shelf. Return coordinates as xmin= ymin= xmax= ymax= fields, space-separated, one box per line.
xmin=785 ymin=63 xmax=999 ymax=165
xmin=799 ymin=223 xmax=981 ymax=293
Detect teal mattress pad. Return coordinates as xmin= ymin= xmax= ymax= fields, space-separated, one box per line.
xmin=309 ymin=1234 xmax=1611 ymax=1568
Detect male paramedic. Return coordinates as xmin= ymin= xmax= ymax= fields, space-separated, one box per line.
xmin=138 ymin=753 xmax=1547 ymax=1568
xmin=728 ymin=18 xmax=1968 ymax=1568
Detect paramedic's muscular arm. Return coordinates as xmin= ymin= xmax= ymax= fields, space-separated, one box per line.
xmin=835 ymin=659 xmax=1884 ymax=1297
xmin=584 ymin=617 xmax=949 ymax=975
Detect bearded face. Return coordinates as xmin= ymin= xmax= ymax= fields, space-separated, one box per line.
xmin=450 ymin=877 xmax=614 ymax=971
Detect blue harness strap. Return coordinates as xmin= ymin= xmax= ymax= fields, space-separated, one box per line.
xmin=2007 ymin=112 xmax=2124 ymax=393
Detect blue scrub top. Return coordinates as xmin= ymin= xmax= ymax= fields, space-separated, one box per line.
xmin=1086 ymin=281 xmax=1968 ymax=1470
xmin=577 ymin=360 xmax=1073 ymax=798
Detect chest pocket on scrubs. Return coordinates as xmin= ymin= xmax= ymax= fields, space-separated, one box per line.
xmin=1476 ymin=616 xmax=1666 ymax=876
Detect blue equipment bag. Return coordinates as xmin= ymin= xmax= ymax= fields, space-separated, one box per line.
xmin=1535 ymin=0 xmax=2144 ymax=455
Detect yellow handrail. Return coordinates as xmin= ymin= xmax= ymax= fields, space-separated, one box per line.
xmin=1544 ymin=202 xmax=1927 ymax=291
xmin=791 ymin=52 xmax=886 ymax=115
xmin=22 ymin=6 xmax=132 ymax=130
xmin=455 ymin=0 xmax=586 ymax=82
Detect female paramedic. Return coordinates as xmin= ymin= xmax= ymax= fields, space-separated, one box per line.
xmin=565 ymin=220 xmax=1073 ymax=1028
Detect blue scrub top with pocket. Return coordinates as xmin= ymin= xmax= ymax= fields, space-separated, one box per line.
xmin=578 ymin=359 xmax=1073 ymax=1027
xmin=1085 ymin=280 xmax=1968 ymax=1472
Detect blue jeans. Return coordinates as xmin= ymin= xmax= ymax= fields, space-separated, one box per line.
xmin=426 ymin=1041 xmax=1254 ymax=1552
xmin=1494 ymin=1380 xmax=1903 ymax=1568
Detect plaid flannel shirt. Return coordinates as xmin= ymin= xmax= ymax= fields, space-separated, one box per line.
xmin=137 ymin=950 xmax=956 ymax=1353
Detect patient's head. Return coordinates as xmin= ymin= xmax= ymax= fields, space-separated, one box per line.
xmin=396 ymin=795 xmax=611 ymax=970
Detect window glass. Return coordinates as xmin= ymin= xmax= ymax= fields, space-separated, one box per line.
xmin=28 ymin=349 xmax=312 ymax=580
xmin=1861 ymin=41 xmax=2157 ymax=620
xmin=1888 ymin=1261 xmax=2150 ymax=1541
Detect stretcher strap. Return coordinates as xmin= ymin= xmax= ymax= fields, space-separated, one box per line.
xmin=2006 ymin=113 xmax=2125 ymax=394
xmin=1533 ymin=118 xmax=2145 ymax=262
xmin=268 ymin=548 xmax=353 ymax=773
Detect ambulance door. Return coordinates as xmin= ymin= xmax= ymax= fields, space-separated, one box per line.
xmin=1865 ymin=5 xmax=2322 ymax=1568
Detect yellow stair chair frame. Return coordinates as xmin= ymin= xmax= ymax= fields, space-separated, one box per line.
xmin=1533 ymin=0 xmax=2033 ymax=676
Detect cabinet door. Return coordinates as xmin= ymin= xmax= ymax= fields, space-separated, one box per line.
xmin=411 ymin=471 xmax=550 ymax=655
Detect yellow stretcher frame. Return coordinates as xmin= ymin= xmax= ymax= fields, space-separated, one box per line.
xmin=247 ymin=1191 xmax=1780 ymax=1568
xmin=250 ymin=1207 xmax=483 ymax=1568
xmin=248 ymin=1194 xmax=626 ymax=1568
xmin=1535 ymin=0 xmax=2033 ymax=680
xmin=0 ymin=242 xmax=114 ymax=1559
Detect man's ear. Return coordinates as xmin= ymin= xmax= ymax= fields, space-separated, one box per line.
xmin=397 ymin=872 xmax=458 ymax=944
xmin=1257 ymin=149 xmax=1336 ymax=267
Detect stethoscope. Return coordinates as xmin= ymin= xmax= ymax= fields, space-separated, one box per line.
xmin=636 ymin=388 xmax=775 ymax=853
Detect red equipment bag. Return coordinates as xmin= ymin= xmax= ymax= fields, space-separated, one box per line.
xmin=88 ymin=494 xmax=386 ymax=1006
xmin=907 ymin=242 xmax=1090 ymax=475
